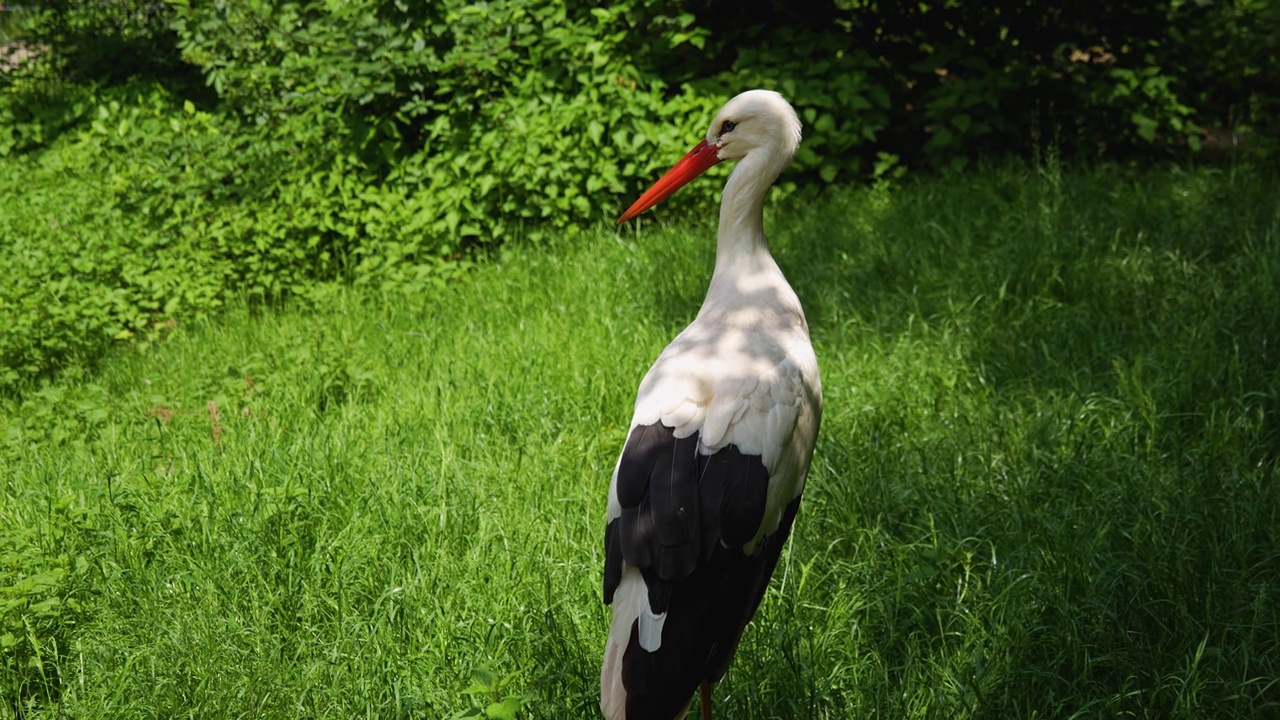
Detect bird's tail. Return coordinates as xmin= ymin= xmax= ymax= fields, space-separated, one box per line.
xmin=600 ymin=568 xmax=694 ymax=720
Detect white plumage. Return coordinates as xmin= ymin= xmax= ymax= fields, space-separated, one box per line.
xmin=601 ymin=90 xmax=822 ymax=720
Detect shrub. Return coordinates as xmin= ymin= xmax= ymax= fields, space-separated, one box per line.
xmin=0 ymin=0 xmax=1276 ymax=391
xmin=168 ymin=1 xmax=728 ymax=242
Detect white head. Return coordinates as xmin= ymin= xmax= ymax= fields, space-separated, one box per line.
xmin=705 ymin=89 xmax=803 ymax=166
xmin=617 ymin=89 xmax=803 ymax=224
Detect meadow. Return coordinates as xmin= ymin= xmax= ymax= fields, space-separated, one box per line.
xmin=3 ymin=162 xmax=1279 ymax=718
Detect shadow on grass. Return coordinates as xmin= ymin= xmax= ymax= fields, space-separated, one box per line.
xmin=648 ymin=161 xmax=1280 ymax=717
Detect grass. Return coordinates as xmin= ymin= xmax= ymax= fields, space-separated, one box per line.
xmin=2 ymin=161 xmax=1279 ymax=718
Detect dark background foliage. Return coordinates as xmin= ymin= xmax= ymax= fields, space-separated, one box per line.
xmin=0 ymin=0 xmax=1276 ymax=390
xmin=11 ymin=0 xmax=1278 ymax=170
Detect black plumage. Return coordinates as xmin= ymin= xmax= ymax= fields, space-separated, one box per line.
xmin=604 ymin=421 xmax=801 ymax=717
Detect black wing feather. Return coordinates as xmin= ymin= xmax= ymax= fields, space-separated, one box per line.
xmin=603 ymin=420 xmax=802 ymax=718
xmin=702 ymin=446 xmax=769 ymax=547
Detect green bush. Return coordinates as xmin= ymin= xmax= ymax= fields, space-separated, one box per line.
xmin=0 ymin=80 xmax=90 ymax=157
xmin=168 ymin=0 xmax=727 ymax=240
xmin=1 ymin=0 xmax=1276 ymax=392
xmin=0 ymin=2 xmax=722 ymax=391
xmin=758 ymin=0 xmax=1273 ymax=165
xmin=14 ymin=0 xmax=187 ymax=82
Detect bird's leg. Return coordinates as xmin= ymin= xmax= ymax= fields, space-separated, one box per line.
xmin=699 ymin=681 xmax=712 ymax=720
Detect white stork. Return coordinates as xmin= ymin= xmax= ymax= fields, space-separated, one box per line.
xmin=601 ymin=90 xmax=823 ymax=719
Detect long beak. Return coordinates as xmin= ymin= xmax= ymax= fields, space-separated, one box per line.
xmin=617 ymin=139 xmax=723 ymax=224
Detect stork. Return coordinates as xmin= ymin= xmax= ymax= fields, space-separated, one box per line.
xmin=600 ymin=90 xmax=823 ymax=719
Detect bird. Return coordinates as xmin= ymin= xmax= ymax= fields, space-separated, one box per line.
xmin=600 ymin=90 xmax=823 ymax=720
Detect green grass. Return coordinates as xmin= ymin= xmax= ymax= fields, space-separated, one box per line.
xmin=3 ymin=162 xmax=1279 ymax=718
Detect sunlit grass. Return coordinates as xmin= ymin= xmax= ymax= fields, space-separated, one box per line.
xmin=2 ymin=162 xmax=1278 ymax=718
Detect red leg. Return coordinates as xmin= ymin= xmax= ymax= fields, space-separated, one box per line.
xmin=699 ymin=681 xmax=712 ymax=720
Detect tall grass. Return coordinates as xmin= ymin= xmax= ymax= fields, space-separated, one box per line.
xmin=2 ymin=162 xmax=1278 ymax=718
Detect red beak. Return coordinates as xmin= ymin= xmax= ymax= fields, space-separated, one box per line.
xmin=617 ymin=139 xmax=723 ymax=224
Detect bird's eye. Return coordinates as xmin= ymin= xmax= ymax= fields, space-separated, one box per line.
xmin=720 ymin=120 xmax=737 ymax=135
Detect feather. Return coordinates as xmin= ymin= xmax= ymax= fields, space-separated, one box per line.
xmin=601 ymin=89 xmax=822 ymax=720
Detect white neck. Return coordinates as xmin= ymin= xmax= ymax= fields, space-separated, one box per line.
xmin=709 ymin=149 xmax=787 ymax=289
xmin=699 ymin=148 xmax=804 ymax=325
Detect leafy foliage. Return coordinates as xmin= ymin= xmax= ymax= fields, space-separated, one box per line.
xmin=1 ymin=495 xmax=91 ymax=714
xmin=1 ymin=0 xmax=727 ymax=391
xmin=0 ymin=0 xmax=1277 ymax=392
xmin=451 ymin=666 xmax=535 ymax=720
xmin=12 ymin=0 xmax=187 ymax=82
xmin=704 ymin=0 xmax=1277 ymax=169
xmin=0 ymin=108 xmax=221 ymax=389
xmin=168 ymin=0 xmax=726 ymax=240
